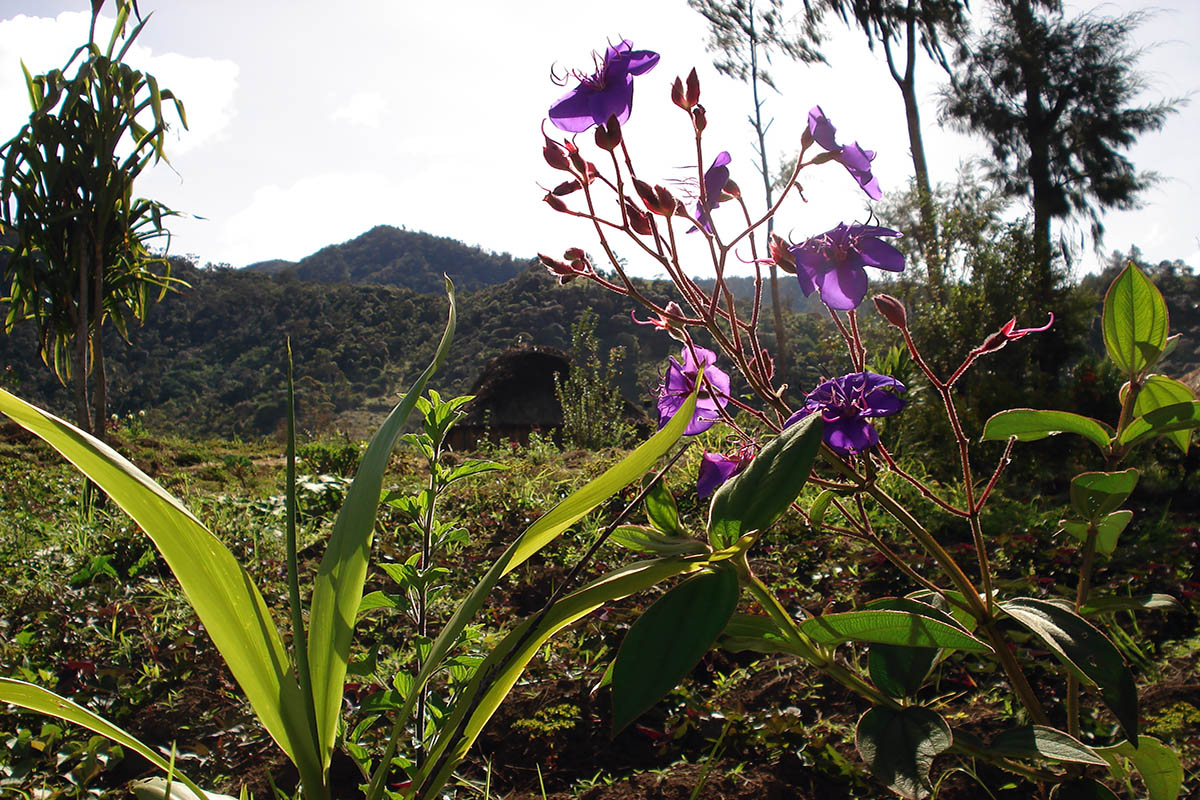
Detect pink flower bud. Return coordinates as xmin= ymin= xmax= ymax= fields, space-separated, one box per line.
xmin=770 ymin=234 xmax=796 ymax=275
xmin=686 ymin=68 xmax=700 ymax=107
xmin=543 ymin=136 xmax=571 ymax=171
xmin=624 ymin=199 xmax=653 ymax=235
xmin=873 ymin=294 xmax=908 ymax=329
xmin=543 ymin=193 xmax=568 ymax=213
xmin=671 ymin=77 xmax=688 ymax=110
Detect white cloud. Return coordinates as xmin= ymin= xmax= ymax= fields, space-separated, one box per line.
xmin=0 ymin=11 xmax=237 ymax=156
xmin=331 ymin=91 xmax=385 ymax=129
xmin=216 ymin=172 xmax=407 ymax=266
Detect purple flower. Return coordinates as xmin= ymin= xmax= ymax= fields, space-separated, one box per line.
xmin=789 ymin=222 xmax=904 ymax=311
xmin=549 ymin=40 xmax=660 ymax=133
xmin=692 ymin=151 xmax=731 ymax=234
xmin=786 ymin=372 xmax=906 ymax=456
xmin=657 ymin=346 xmax=731 ymax=435
xmin=807 ymin=106 xmax=882 ymax=200
xmin=697 ymin=447 xmax=752 ymax=499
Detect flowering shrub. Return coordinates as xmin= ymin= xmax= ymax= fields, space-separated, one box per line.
xmin=538 ymin=40 xmax=1198 ymax=800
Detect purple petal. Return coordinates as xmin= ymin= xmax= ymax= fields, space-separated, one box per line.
xmin=825 ymin=417 xmax=879 ymax=455
xmin=697 ymin=452 xmax=742 ymax=499
xmin=663 ymin=357 xmax=692 ymax=394
xmin=858 ymin=237 xmax=905 ymax=272
xmin=657 ymin=392 xmax=685 ymax=430
xmin=626 ymin=49 xmax=661 ymax=75
xmin=589 ymin=79 xmax=636 ymax=127
xmin=548 ymin=87 xmax=602 ymax=133
xmin=807 ymin=106 xmax=840 ymax=152
xmin=815 ymin=264 xmax=868 ymax=310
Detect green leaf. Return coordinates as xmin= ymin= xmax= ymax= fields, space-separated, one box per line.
xmin=1103 ymin=262 xmax=1169 ymax=376
xmin=1000 ymin=598 xmax=1138 ymax=743
xmin=718 ymin=614 xmax=801 ymax=657
xmin=855 ymin=706 xmax=951 ymax=800
xmin=1095 ymin=735 xmax=1183 ymax=800
xmin=612 ymin=566 xmax=740 ymax=734
xmin=0 ymin=678 xmax=208 ymax=798
xmin=1118 ymin=401 xmax=1200 ymax=450
xmin=307 ymin=279 xmax=456 ymax=768
xmin=808 ymin=489 xmax=836 ymax=530
xmin=444 ymin=459 xmax=506 ymax=484
xmin=1069 ymin=469 xmax=1138 ymax=522
xmin=1082 ymin=593 xmax=1181 ymax=616
xmin=982 ymin=409 xmax=1112 ymax=452
xmin=799 ymin=605 xmax=991 ymax=652
xmin=1125 ymin=375 xmax=1197 ymax=453
xmin=357 ymin=591 xmax=398 ymax=615
xmin=989 ymin=725 xmax=1106 ymax=765
xmin=131 ymin=778 xmax=238 ymax=800
xmin=642 ymin=473 xmax=683 ymax=535
xmin=1059 ymin=511 xmax=1132 ymax=556
xmin=1050 ymin=778 xmax=1121 ymax=800
xmin=708 ymin=414 xmax=822 ymax=548
xmin=0 ymin=389 xmax=322 ymax=790
xmin=609 ymin=526 xmax=709 ymax=556
xmin=869 ymin=643 xmax=938 ymax=699
xmin=412 ymin=556 xmax=706 ymax=800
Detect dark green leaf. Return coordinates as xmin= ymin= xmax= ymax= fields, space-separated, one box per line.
xmin=609 ymin=526 xmax=709 ymax=556
xmin=612 ymin=567 xmax=740 ymax=734
xmin=869 ymin=643 xmax=938 ymax=699
xmin=1069 ymin=469 xmax=1138 ymax=522
xmin=989 ymin=726 xmax=1106 ymax=765
xmin=982 ymin=409 xmax=1112 ymax=452
xmin=1102 ymin=263 xmax=1169 ymax=376
xmin=708 ymin=414 xmax=822 ymax=548
xmin=718 ymin=614 xmax=800 ymax=656
xmin=1000 ymin=598 xmax=1138 ymax=743
xmin=855 ymin=706 xmax=951 ymax=800
xmin=1058 ymin=511 xmax=1132 ymax=556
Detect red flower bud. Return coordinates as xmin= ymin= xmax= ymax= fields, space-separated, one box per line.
xmin=723 ymin=178 xmax=741 ymax=200
xmin=692 ymin=105 xmax=707 ymax=133
xmin=564 ymin=247 xmax=587 ymax=262
xmin=624 ymin=199 xmax=653 ymax=235
xmin=671 ymin=77 xmax=688 ymax=110
xmin=543 ymin=136 xmax=571 ymax=171
xmin=686 ymin=68 xmax=700 ymax=107
xmin=873 ymin=294 xmax=908 ymax=329
xmin=543 ymin=193 xmax=568 ymax=213
xmin=655 ymin=185 xmax=677 ymax=217
xmin=551 ymin=179 xmax=582 ymax=196
xmin=568 ymin=148 xmax=587 ymax=174
xmin=594 ymin=116 xmax=622 ymax=151
xmin=538 ymin=253 xmax=574 ymax=277
xmin=633 ymin=178 xmax=661 ymax=212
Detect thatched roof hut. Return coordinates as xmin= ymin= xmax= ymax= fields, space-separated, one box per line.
xmin=447 ymin=347 xmax=569 ymax=450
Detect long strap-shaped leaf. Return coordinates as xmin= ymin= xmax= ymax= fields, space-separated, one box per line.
xmin=0 ymin=678 xmax=209 ymax=798
xmin=0 ymin=388 xmax=322 ymax=793
xmin=365 ymin=388 xmax=700 ymax=800
xmin=307 ymin=278 xmax=456 ymax=766
xmin=412 ymin=556 xmax=707 ymax=799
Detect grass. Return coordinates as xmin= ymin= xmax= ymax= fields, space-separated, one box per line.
xmin=0 ymin=422 xmax=1197 ymax=799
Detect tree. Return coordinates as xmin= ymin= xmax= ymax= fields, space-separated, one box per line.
xmin=0 ymin=1 xmax=186 ymax=440
xmin=816 ymin=0 xmax=970 ymax=296
xmin=940 ymin=1 xmax=1178 ymax=296
xmin=689 ymin=0 xmax=825 ymax=387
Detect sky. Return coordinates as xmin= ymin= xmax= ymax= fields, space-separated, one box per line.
xmin=1 ymin=1 xmax=1196 ymax=281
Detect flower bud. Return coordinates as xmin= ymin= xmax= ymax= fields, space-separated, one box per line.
xmin=568 ymin=147 xmax=587 ymax=174
xmin=624 ymin=199 xmax=653 ymax=235
xmin=633 ymin=178 xmax=660 ymax=211
xmin=595 ymin=116 xmax=622 ymax=151
xmin=722 ymin=178 xmax=741 ymax=200
xmin=873 ymin=294 xmax=908 ymax=329
xmin=551 ymin=179 xmax=581 ymax=196
xmin=543 ymin=136 xmax=571 ymax=171
xmin=686 ymin=68 xmax=700 ymax=107
xmin=800 ymin=124 xmax=815 ymax=151
xmin=671 ymin=77 xmax=688 ymax=110
xmin=538 ymin=253 xmax=574 ymax=278
xmin=564 ymin=247 xmax=587 ymax=263
xmin=654 ymin=185 xmax=677 ymax=217
xmin=692 ymin=105 xmax=707 ymax=133
xmin=543 ymin=193 xmax=568 ymax=213
xmin=770 ymin=234 xmax=796 ymax=275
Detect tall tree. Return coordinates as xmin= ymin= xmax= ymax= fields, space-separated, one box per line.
xmin=0 ymin=1 xmax=185 ymax=440
xmin=817 ymin=0 xmax=971 ymax=296
xmin=940 ymin=1 xmax=1178 ymax=297
xmin=689 ymin=0 xmax=824 ymax=387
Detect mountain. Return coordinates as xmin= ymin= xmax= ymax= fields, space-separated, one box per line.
xmin=244 ymin=225 xmax=528 ymax=293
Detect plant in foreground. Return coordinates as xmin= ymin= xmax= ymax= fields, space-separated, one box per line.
xmin=539 ymin=39 xmax=1196 ymax=799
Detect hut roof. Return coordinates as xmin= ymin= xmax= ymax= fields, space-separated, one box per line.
xmin=461 ymin=347 xmax=569 ymax=427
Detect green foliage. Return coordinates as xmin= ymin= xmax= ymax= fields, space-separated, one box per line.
xmin=554 ymin=309 xmax=635 ymax=450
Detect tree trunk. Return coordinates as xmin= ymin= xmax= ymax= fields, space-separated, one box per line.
xmin=885 ymin=8 xmax=943 ymax=297
xmin=73 ymin=225 xmax=91 ymax=434
xmin=90 ymin=236 xmax=106 ymax=444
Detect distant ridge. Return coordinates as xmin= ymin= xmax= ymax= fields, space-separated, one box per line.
xmin=244 ymin=224 xmax=528 ymax=293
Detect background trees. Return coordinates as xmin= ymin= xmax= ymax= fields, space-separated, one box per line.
xmin=0 ymin=1 xmax=185 ymax=439
xmin=941 ymin=0 xmax=1179 ymax=297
